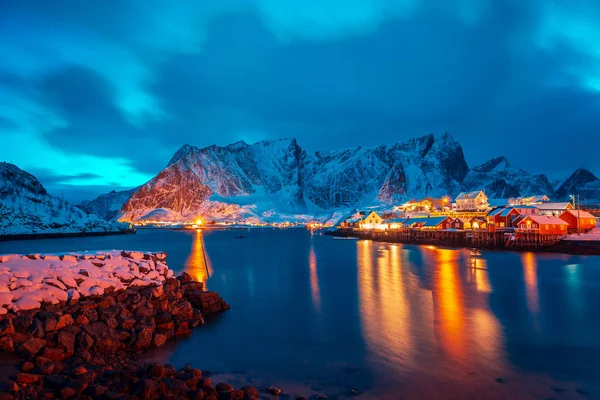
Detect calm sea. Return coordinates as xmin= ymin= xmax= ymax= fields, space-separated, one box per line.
xmin=2 ymin=229 xmax=600 ymax=399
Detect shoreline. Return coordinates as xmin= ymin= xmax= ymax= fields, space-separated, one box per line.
xmin=0 ymin=229 xmax=136 ymax=242
xmin=327 ymin=229 xmax=600 ymax=255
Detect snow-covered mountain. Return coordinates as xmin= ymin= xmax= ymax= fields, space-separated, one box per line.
xmin=116 ymin=133 xmax=599 ymax=223
xmin=79 ymin=187 xmax=138 ymax=220
xmin=555 ymin=169 xmax=600 ymax=201
xmin=0 ymin=162 xmax=126 ymax=235
xmin=462 ymin=157 xmax=554 ymax=198
xmin=120 ymin=133 xmax=468 ymax=223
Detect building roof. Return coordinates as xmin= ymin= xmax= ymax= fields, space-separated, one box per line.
xmin=418 ymin=216 xmax=450 ymax=227
xmin=520 ymin=215 xmax=568 ymax=225
xmin=562 ymin=209 xmax=596 ymax=219
xmin=512 ymin=205 xmax=538 ymax=209
xmin=386 ymin=218 xmax=410 ymax=223
xmin=456 ymin=191 xmax=484 ymax=200
xmin=534 ymin=202 xmax=573 ymax=210
xmin=487 ymin=208 xmax=505 ymax=217
xmin=499 ymin=208 xmax=517 ymax=217
xmin=452 ymin=217 xmax=471 ymax=223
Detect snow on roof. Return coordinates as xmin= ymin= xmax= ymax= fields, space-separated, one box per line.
xmin=534 ymin=202 xmax=573 ymax=210
xmin=456 ymin=191 xmax=483 ymax=200
xmin=416 ymin=216 xmax=450 ymax=227
xmin=386 ymin=218 xmax=410 ymax=223
xmin=520 ymin=215 xmax=568 ymax=225
xmin=563 ymin=209 xmax=596 ymax=219
xmin=487 ymin=208 xmax=505 ymax=217
xmin=499 ymin=208 xmax=517 ymax=217
xmin=512 ymin=205 xmax=538 ymax=209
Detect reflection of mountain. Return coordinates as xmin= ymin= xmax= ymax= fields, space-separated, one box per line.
xmin=184 ymin=230 xmax=213 ymax=286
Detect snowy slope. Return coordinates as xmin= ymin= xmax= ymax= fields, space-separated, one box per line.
xmin=462 ymin=157 xmax=554 ymax=198
xmin=555 ymin=169 xmax=600 ymax=201
xmin=79 ymin=187 xmax=138 ymax=220
xmin=0 ymin=162 xmax=126 ymax=235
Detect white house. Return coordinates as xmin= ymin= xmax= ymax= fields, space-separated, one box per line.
xmin=359 ymin=211 xmax=385 ymax=230
xmin=455 ymin=190 xmax=489 ymax=211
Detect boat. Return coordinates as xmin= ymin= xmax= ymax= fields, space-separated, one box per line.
xmin=469 ymin=248 xmax=482 ymax=257
xmin=332 ymin=236 xmax=359 ymax=240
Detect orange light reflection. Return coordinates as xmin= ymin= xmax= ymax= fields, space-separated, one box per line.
xmin=185 ymin=229 xmax=213 ymax=286
xmin=522 ymin=252 xmax=540 ymax=315
xmin=309 ymin=245 xmax=321 ymax=314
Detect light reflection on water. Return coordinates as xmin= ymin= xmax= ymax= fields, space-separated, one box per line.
xmin=3 ymin=229 xmax=600 ymax=399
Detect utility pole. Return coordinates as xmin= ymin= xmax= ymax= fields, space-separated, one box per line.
xmin=578 ymin=193 xmax=581 ymax=236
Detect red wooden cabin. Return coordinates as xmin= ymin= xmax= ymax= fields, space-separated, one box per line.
xmin=559 ymin=210 xmax=597 ymax=231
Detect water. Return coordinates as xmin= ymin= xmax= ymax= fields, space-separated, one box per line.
xmin=2 ymin=229 xmax=600 ymax=399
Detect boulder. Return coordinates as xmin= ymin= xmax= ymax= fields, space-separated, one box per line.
xmin=83 ymin=322 xmax=120 ymax=352
xmin=17 ymin=338 xmax=46 ymax=358
xmin=57 ymin=331 xmax=76 ymax=355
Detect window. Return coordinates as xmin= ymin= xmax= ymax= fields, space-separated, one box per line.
xmin=499 ymin=222 xmax=505 ymax=227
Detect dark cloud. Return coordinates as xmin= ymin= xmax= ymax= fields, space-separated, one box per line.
xmin=1 ymin=0 xmax=600 ymax=203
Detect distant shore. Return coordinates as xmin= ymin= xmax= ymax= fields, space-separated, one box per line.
xmin=0 ymin=228 xmax=136 ymax=242
xmin=327 ymin=229 xmax=600 ymax=256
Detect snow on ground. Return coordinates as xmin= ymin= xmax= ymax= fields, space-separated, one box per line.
xmin=564 ymin=227 xmax=600 ymax=241
xmin=0 ymin=250 xmax=172 ymax=312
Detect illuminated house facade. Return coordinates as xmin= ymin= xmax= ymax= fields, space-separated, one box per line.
xmin=559 ymin=209 xmax=597 ymax=231
xmin=516 ymin=215 xmax=568 ymax=234
xmin=358 ymin=211 xmax=384 ymax=230
xmin=455 ymin=190 xmax=489 ymax=211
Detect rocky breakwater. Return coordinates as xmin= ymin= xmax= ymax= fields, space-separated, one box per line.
xmin=0 ymin=250 xmax=251 ymax=399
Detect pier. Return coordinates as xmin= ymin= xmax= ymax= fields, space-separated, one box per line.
xmin=328 ymin=228 xmax=599 ymax=254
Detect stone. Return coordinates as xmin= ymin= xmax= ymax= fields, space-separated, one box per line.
xmin=83 ymin=322 xmax=120 ymax=352
xmin=0 ymin=393 xmax=14 ymax=400
xmin=138 ymin=379 xmax=161 ymax=400
xmin=230 ymin=389 xmax=244 ymax=399
xmin=175 ymin=321 xmax=191 ymax=336
xmin=17 ymin=338 xmax=46 ymax=358
xmin=73 ymin=366 xmax=87 ymax=375
xmin=198 ymin=377 xmax=212 ymax=388
xmin=75 ymin=314 xmax=90 ymax=325
xmin=241 ymin=386 xmax=260 ymax=398
xmin=0 ymin=318 xmax=15 ymax=335
xmin=156 ymin=321 xmax=174 ymax=331
xmin=118 ymin=316 xmax=136 ymax=330
xmin=178 ymin=272 xmax=193 ymax=283
xmin=163 ymin=378 xmax=189 ymax=393
xmin=57 ymin=331 xmax=76 ymax=355
xmin=269 ymin=386 xmax=282 ymax=396
xmin=27 ymin=318 xmax=45 ymax=338
xmin=0 ymin=335 xmax=13 ymax=352
xmin=106 ymin=317 xmax=119 ymax=329
xmin=216 ymin=382 xmax=234 ymax=393
xmin=191 ymin=388 xmax=205 ymax=400
xmin=134 ymin=300 xmax=155 ymax=318
xmin=56 ymin=314 xmax=74 ymax=330
xmin=16 ymin=373 xmax=41 ymax=383
xmin=76 ymin=332 xmax=94 ymax=352
xmin=21 ymin=362 xmax=34 ymax=372
xmin=147 ymin=364 xmax=164 ymax=379
xmin=59 ymin=386 xmax=76 ymax=399
xmin=152 ymin=332 xmax=167 ymax=347
xmin=38 ymin=362 xmax=55 ymax=375
xmin=41 ymin=347 xmax=66 ymax=362
xmin=132 ymin=324 xmax=154 ymax=350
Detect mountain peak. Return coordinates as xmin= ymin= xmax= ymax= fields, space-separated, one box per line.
xmin=167 ymin=144 xmax=198 ymax=167
xmin=473 ymin=157 xmax=511 ymax=173
xmin=555 ymin=168 xmax=599 ymax=199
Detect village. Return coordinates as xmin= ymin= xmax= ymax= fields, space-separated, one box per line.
xmin=335 ymin=191 xmax=599 ymax=251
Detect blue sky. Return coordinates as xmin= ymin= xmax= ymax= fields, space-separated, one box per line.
xmin=1 ymin=0 xmax=600 ymax=202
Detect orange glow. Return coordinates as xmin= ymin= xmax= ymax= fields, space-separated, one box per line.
xmin=308 ymin=245 xmax=321 ymax=314
xmin=358 ymin=241 xmax=416 ymax=371
xmin=522 ymin=252 xmax=539 ymax=315
xmin=184 ymin=229 xmax=213 ymax=286
xmin=432 ymin=248 xmax=466 ymax=359
xmin=468 ymin=257 xmax=492 ymax=293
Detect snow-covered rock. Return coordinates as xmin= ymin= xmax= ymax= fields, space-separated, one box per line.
xmin=555 ymin=169 xmax=600 ymax=202
xmin=79 ymin=187 xmax=138 ymax=220
xmin=0 ymin=250 xmax=169 ymax=311
xmin=0 ymin=162 xmax=128 ymax=235
xmin=462 ymin=157 xmax=554 ymax=199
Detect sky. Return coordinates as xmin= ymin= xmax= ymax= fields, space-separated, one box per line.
xmin=1 ymin=0 xmax=600 ymax=202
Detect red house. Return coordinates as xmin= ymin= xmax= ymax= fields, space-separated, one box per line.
xmin=516 ymin=215 xmax=568 ymax=235
xmin=559 ymin=210 xmax=597 ymax=232
xmin=487 ymin=207 xmax=520 ymax=231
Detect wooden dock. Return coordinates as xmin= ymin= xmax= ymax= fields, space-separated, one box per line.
xmin=328 ymin=228 xmax=596 ymax=254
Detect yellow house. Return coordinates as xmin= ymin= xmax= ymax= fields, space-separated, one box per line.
xmin=359 ymin=211 xmax=384 ymax=230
